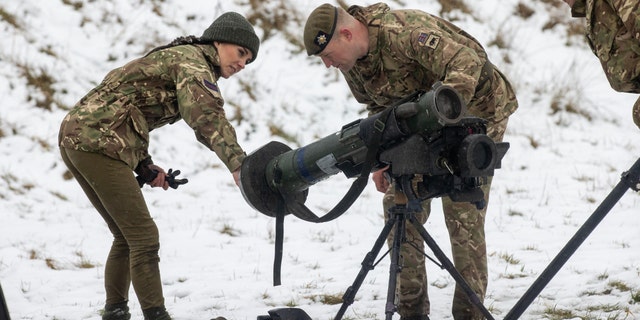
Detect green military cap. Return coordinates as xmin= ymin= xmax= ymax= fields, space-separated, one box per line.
xmin=303 ymin=3 xmax=338 ymax=56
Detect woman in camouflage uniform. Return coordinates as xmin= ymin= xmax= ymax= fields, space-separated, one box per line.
xmin=58 ymin=12 xmax=259 ymax=320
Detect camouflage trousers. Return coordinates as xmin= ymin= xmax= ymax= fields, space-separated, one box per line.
xmin=383 ymin=117 xmax=508 ymax=320
xmin=60 ymin=148 xmax=166 ymax=310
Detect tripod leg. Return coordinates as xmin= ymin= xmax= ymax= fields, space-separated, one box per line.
xmin=334 ymin=213 xmax=397 ymax=320
xmin=385 ymin=207 xmax=407 ymax=320
xmin=408 ymin=215 xmax=495 ymax=320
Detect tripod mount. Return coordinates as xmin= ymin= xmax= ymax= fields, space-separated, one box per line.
xmin=332 ymin=174 xmax=494 ymax=320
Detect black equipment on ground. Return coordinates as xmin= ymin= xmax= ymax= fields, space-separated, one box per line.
xmin=256 ymin=307 xmax=312 ymax=320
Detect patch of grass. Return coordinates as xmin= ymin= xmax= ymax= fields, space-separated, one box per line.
xmin=219 ymin=223 xmax=240 ymax=237
xmin=311 ymin=230 xmax=334 ymax=243
xmin=586 ymin=302 xmax=622 ymax=313
xmin=437 ymin=0 xmax=472 ymax=16
xmin=62 ymin=170 xmax=74 ymax=181
xmin=50 ymin=191 xmax=69 ymax=201
xmin=597 ymin=271 xmax=610 ymax=281
xmin=246 ymin=0 xmax=303 ymax=52
xmin=268 ymin=123 xmax=298 ymax=144
xmin=498 ymin=252 xmax=520 ymax=265
xmin=61 ymin=0 xmax=83 ymax=10
xmin=527 ymin=135 xmax=540 ymax=148
xmin=74 ymin=251 xmax=96 ymax=269
xmin=45 ymin=257 xmax=59 ymax=270
xmin=507 ymin=209 xmax=524 ymax=217
xmin=0 ymin=7 xmax=22 ymax=30
xmin=630 ymin=290 xmax=640 ymax=304
xmin=18 ymin=63 xmax=59 ymax=111
xmin=542 ymin=304 xmax=576 ymax=320
xmin=285 ymin=298 xmax=298 ymax=307
xmin=305 ymin=292 xmax=344 ymax=305
xmin=608 ymin=280 xmax=632 ymax=292
xmin=515 ymin=2 xmax=535 ymax=19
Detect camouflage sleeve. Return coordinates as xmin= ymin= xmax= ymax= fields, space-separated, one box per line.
xmin=343 ymin=72 xmax=384 ymax=115
xmin=172 ymin=63 xmax=246 ymax=172
xmin=613 ymin=0 xmax=640 ymax=42
xmin=406 ymin=28 xmax=483 ymax=105
xmin=590 ymin=0 xmax=640 ymax=91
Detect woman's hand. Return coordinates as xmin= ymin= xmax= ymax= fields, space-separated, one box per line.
xmin=232 ymin=169 xmax=241 ymax=187
xmin=148 ymin=164 xmax=169 ymax=190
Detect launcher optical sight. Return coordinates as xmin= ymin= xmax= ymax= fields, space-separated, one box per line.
xmin=239 ymin=83 xmax=509 ymax=218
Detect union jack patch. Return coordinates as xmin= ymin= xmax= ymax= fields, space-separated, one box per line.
xmin=417 ymin=32 xmax=428 ymax=44
xmin=417 ymin=32 xmax=441 ymax=50
xmin=203 ymin=79 xmax=219 ymax=92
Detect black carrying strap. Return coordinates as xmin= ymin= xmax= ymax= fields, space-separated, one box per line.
xmin=285 ymin=106 xmax=394 ymax=223
xmin=273 ymin=197 xmax=285 ymax=286
xmin=271 ymin=107 xmax=394 ymax=286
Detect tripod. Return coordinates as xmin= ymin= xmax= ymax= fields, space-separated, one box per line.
xmin=333 ymin=175 xmax=494 ymax=320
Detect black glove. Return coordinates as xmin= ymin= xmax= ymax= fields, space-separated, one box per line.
xmin=134 ymin=157 xmax=188 ymax=189
xmin=135 ymin=167 xmax=189 ymax=189
xmin=165 ymin=168 xmax=188 ymax=189
xmin=135 ymin=157 xmax=157 ymax=187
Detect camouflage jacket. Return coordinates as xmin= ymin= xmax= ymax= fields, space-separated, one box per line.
xmin=59 ymin=44 xmax=246 ymax=172
xmin=343 ymin=3 xmax=517 ymax=122
xmin=572 ymin=0 xmax=640 ymax=92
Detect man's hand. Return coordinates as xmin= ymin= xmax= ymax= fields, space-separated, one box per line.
xmin=372 ymin=165 xmax=391 ymax=193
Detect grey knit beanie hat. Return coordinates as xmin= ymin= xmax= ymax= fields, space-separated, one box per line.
xmin=201 ymin=12 xmax=260 ymax=63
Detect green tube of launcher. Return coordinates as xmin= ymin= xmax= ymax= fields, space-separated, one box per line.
xmin=265 ymin=121 xmax=367 ymax=195
xmin=404 ymin=84 xmax=465 ymax=134
xmin=264 ymin=84 xmax=465 ymax=196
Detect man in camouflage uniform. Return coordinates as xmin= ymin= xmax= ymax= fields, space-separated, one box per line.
xmin=564 ymin=0 xmax=640 ymax=128
xmin=58 ymin=12 xmax=259 ymax=320
xmin=304 ymin=3 xmax=518 ymax=320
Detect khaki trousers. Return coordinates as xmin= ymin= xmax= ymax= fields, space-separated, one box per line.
xmin=60 ymin=147 xmax=165 ymax=309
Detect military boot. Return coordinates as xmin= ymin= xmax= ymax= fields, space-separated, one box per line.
xmin=102 ymin=301 xmax=131 ymax=320
xmin=142 ymin=305 xmax=171 ymax=320
xmin=400 ymin=316 xmax=430 ymax=320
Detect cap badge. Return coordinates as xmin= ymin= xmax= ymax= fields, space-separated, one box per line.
xmin=315 ymin=31 xmax=329 ymax=48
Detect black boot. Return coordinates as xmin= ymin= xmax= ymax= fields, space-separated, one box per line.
xmin=102 ymin=301 xmax=131 ymax=320
xmin=143 ymin=305 xmax=172 ymax=320
xmin=400 ymin=316 xmax=430 ymax=320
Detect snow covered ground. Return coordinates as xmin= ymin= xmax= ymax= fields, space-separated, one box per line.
xmin=1 ymin=0 xmax=639 ymax=319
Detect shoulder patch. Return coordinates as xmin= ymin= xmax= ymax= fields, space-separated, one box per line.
xmin=417 ymin=32 xmax=441 ymax=50
xmin=203 ymin=79 xmax=219 ymax=92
